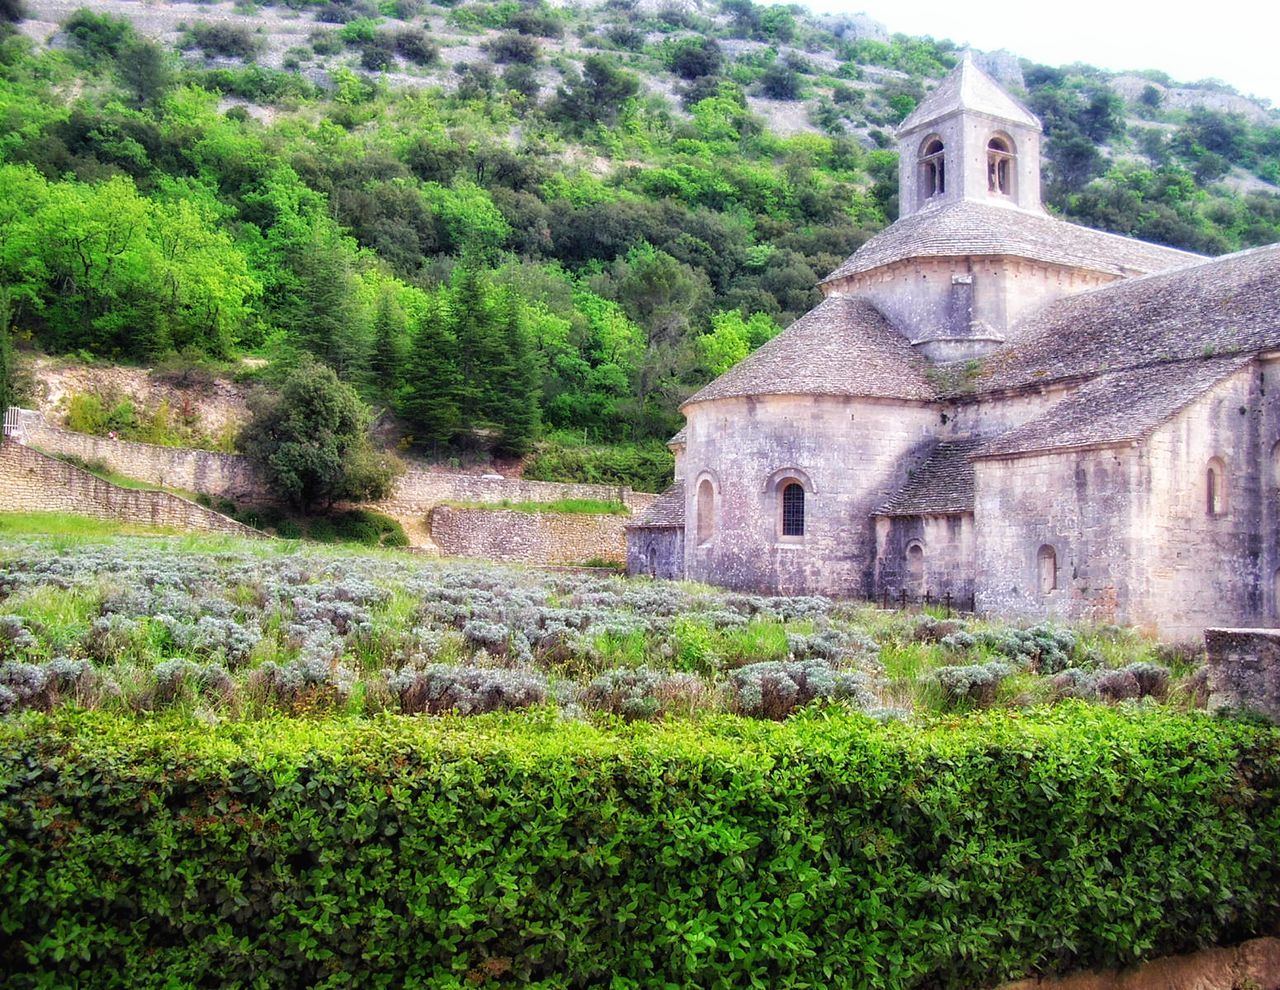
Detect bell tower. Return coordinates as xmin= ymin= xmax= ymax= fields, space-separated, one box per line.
xmin=896 ymin=52 xmax=1043 ymax=217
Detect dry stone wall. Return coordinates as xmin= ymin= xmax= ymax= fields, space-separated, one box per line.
xmin=429 ymin=507 xmax=631 ymax=565
xmin=12 ymin=409 xmax=262 ymax=502
xmin=0 ymin=442 xmax=261 ymax=537
xmin=8 ymin=409 xmax=657 ymax=553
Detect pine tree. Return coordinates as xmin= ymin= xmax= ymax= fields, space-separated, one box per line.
xmin=493 ymin=290 xmax=540 ymax=456
xmin=370 ymin=289 xmax=406 ymax=396
xmin=398 ymin=299 xmax=461 ymax=447
xmin=0 ymin=288 xmax=12 ymax=427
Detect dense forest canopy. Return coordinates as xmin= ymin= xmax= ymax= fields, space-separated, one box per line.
xmin=0 ymin=0 xmax=1277 ymax=474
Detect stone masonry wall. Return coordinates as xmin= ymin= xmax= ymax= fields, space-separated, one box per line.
xmin=973 ymin=445 xmax=1140 ymax=627
xmin=1205 ymin=628 xmax=1280 ymax=724
xmin=0 ymin=442 xmax=261 ymax=538
xmin=874 ymin=513 xmax=975 ymax=602
xmin=627 ymin=527 xmax=685 ymax=580
xmin=681 ymin=394 xmax=939 ymax=596
xmin=429 ymin=507 xmax=631 ymax=565
xmin=9 ymin=409 xmax=657 ymax=551
xmin=13 ymin=409 xmax=262 ymax=502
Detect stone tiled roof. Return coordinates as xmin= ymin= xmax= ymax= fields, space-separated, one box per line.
xmin=898 ymin=53 xmax=1040 ymax=133
xmin=627 ymin=482 xmax=685 ymax=529
xmin=969 ymin=243 xmax=1280 ymax=394
xmin=821 ymin=200 xmax=1201 ymax=284
xmin=682 ymin=296 xmax=936 ymax=407
xmin=975 ymin=356 xmax=1254 ymax=459
xmin=877 ymin=438 xmax=984 ymax=516
xmin=668 ymin=427 xmax=687 ymax=446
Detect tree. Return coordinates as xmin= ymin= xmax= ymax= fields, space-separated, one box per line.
xmin=370 ymin=288 xmax=407 ymax=395
xmin=491 ymin=291 xmax=540 ymax=456
xmin=759 ymin=62 xmax=801 ymax=101
xmin=0 ymin=0 xmax=23 ymax=23
xmin=0 ymin=288 xmax=12 ymax=423
xmin=398 ymin=299 xmax=462 ymax=446
xmin=239 ymin=360 xmax=399 ymax=512
xmin=118 ymin=38 xmax=173 ymax=109
xmin=552 ymin=55 xmax=640 ymax=127
xmin=669 ymin=38 xmax=722 ymax=81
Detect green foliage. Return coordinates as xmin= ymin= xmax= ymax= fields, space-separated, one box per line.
xmin=63 ymin=9 xmax=136 ymax=63
xmin=238 ymin=360 xmax=400 ymax=511
xmin=551 ymin=54 xmax=641 ymax=128
xmin=0 ymin=288 xmax=11 ymax=417
xmin=330 ymin=507 xmax=409 ymax=546
xmin=1 ymin=707 xmax=1278 ymax=986
xmin=523 ymin=434 xmax=674 ymax=492
xmin=443 ymin=496 xmax=629 ymax=514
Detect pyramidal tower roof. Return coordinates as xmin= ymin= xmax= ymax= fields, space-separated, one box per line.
xmin=897 ymin=52 xmax=1040 ymax=134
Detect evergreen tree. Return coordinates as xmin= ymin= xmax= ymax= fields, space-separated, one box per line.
xmin=398 ymin=299 xmax=461 ymax=446
xmin=449 ymin=263 xmax=509 ymax=432
xmin=0 ymin=288 xmax=12 ymax=426
xmin=493 ymin=290 xmax=540 ymax=456
xmin=370 ymin=289 xmax=407 ymax=396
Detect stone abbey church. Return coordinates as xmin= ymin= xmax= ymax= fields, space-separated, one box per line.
xmin=626 ymin=54 xmax=1280 ymax=639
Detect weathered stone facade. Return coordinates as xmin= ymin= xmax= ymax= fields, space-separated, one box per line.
xmin=628 ymin=56 xmax=1280 ymax=638
xmin=428 ymin=506 xmax=631 ymax=565
xmin=1205 ymin=628 xmax=1280 ymax=723
xmin=0 ymin=442 xmax=260 ymax=537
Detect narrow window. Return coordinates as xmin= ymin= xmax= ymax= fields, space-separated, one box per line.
xmin=1207 ymin=457 xmax=1227 ymax=516
xmin=696 ymin=478 xmax=715 ymax=546
xmin=1273 ymin=569 xmax=1280 ymax=619
xmin=905 ymin=542 xmax=924 ymax=579
xmin=781 ymin=483 xmax=805 ymax=538
xmin=987 ymin=137 xmax=1014 ymax=195
xmin=919 ymin=138 xmax=945 ymax=200
xmin=1272 ymin=440 xmax=1280 ymax=488
xmin=1037 ymin=545 xmax=1057 ymax=594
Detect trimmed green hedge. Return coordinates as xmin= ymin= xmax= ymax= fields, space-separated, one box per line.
xmin=1 ymin=706 xmax=1278 ymax=988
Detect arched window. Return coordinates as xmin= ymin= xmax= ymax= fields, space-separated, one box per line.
xmin=1272 ymin=440 xmax=1280 ymax=488
xmin=905 ymin=541 xmax=925 ymax=579
xmin=1207 ymin=457 xmax=1227 ymax=516
xmin=696 ymin=478 xmax=715 ymax=546
xmin=1037 ymin=545 xmax=1057 ymax=594
xmin=781 ymin=483 xmax=805 ymax=538
xmin=918 ymin=137 xmax=945 ymax=201
xmin=987 ymin=136 xmax=1015 ymax=195
xmin=1273 ymin=569 xmax=1280 ymax=619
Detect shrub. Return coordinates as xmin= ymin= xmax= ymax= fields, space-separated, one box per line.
xmin=1096 ymin=661 xmax=1171 ymax=703
xmin=583 ymin=666 xmax=707 ymax=719
xmin=389 ymin=664 xmax=547 ymax=714
xmin=935 ymin=661 xmax=1013 ymax=707
xmin=2 ymin=709 xmax=1278 ymax=987
xmin=488 ymin=31 xmax=539 ymax=64
xmin=392 ymin=26 xmax=436 ymax=64
xmin=183 ymin=22 xmax=262 ymax=60
xmin=728 ymin=659 xmax=876 ymax=719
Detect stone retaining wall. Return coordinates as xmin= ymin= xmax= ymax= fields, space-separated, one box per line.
xmin=1205 ymin=628 xmax=1280 ymax=723
xmin=428 ymin=506 xmax=630 ymax=565
xmin=8 ymin=410 xmax=657 ymax=551
xmin=0 ymin=442 xmax=262 ymax=538
xmin=11 ymin=408 xmax=262 ymax=501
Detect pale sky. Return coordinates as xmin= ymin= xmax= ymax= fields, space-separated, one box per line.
xmin=804 ymin=0 xmax=1280 ymax=108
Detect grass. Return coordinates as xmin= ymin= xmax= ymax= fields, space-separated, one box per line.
xmin=0 ymin=512 xmax=183 ymax=539
xmin=441 ymin=498 xmax=630 ymax=515
xmin=36 ymin=450 xmax=203 ymax=501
